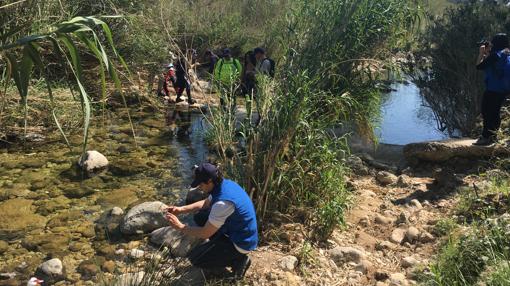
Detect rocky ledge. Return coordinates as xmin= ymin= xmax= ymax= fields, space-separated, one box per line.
xmin=404 ymin=138 xmax=510 ymax=163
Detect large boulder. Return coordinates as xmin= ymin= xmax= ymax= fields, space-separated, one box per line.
xmin=78 ymin=151 xmax=109 ymax=176
xmin=120 ymin=202 xmax=169 ymax=235
xmin=404 ymin=139 xmax=510 ymax=163
xmin=150 ymin=227 xmax=203 ymax=257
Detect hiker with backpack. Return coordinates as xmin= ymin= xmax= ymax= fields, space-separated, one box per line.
xmin=213 ymin=48 xmax=242 ymax=109
xmin=474 ymin=33 xmax=510 ymax=146
xmin=254 ymin=47 xmax=275 ymax=78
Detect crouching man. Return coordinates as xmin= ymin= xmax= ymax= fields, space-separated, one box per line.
xmin=164 ymin=163 xmax=258 ymax=279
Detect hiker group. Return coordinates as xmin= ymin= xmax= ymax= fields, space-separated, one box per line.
xmin=160 ymin=47 xmax=274 ymax=107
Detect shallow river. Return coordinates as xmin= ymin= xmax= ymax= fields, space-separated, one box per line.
xmin=0 ymin=106 xmax=208 ymax=285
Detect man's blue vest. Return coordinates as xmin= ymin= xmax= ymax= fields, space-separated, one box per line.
xmin=210 ymin=179 xmax=258 ymax=251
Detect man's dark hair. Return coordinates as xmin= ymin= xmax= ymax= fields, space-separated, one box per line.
xmin=492 ymin=33 xmax=509 ymax=51
xmin=254 ymin=47 xmax=265 ymax=55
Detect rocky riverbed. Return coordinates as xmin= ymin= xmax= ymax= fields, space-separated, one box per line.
xmin=0 ymin=107 xmax=208 ymax=285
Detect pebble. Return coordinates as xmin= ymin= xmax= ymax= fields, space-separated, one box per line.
xmin=389 ymin=273 xmax=408 ymax=286
xmin=279 ymin=255 xmax=298 ymax=271
xmin=401 ymin=257 xmax=419 ymax=268
xmin=39 ymin=258 xmax=63 ymax=276
xmin=420 ymin=231 xmax=435 ymax=243
xmin=129 ymin=248 xmax=145 ymax=259
xmin=115 ymin=248 xmax=125 ymax=255
xmin=328 ymin=246 xmax=365 ymax=264
xmin=375 ymin=214 xmax=393 ymax=225
xmin=390 ymin=228 xmax=406 ymax=244
xmin=111 ymin=207 xmax=124 ymax=216
xmin=405 ymin=227 xmax=420 ymax=243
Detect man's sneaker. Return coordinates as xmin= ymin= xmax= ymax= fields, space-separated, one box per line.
xmin=187 ymin=98 xmax=197 ymax=105
xmin=175 ymin=97 xmax=184 ymax=103
xmin=473 ymin=136 xmax=495 ymax=146
xmin=232 ymin=256 xmax=251 ymax=280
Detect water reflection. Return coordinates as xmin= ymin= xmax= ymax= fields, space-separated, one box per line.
xmin=376 ymin=81 xmax=450 ymax=145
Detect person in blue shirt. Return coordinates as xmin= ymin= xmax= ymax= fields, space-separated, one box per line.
xmin=164 ymin=163 xmax=258 ymax=279
xmin=475 ymin=33 xmax=510 ymax=146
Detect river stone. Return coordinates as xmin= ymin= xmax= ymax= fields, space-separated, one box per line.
xmin=111 ymin=207 xmax=124 ymax=216
xmin=401 ymin=257 xmax=418 ymax=268
xmin=129 ymin=249 xmax=145 ymax=259
xmin=120 ymin=201 xmax=169 ymax=234
xmin=0 ymin=199 xmax=46 ymax=239
xmin=22 ymin=157 xmax=46 ymax=168
xmin=279 ymin=255 xmax=298 ymax=271
xmin=150 ymin=226 xmax=203 ymax=257
xmin=101 ymin=260 xmax=116 ymax=273
xmin=375 ymin=214 xmax=393 ymax=225
xmin=78 ymin=151 xmax=109 ymax=176
xmin=405 ymin=227 xmax=420 ymax=243
xmin=39 ymin=258 xmax=63 ymax=276
xmin=376 ymin=171 xmax=398 ymax=185
xmin=390 ymin=228 xmax=407 ymax=244
xmin=389 ymin=273 xmax=408 ymax=286
xmin=403 ymin=138 xmax=510 ymax=163
xmin=22 ymin=233 xmax=71 ymax=255
xmin=111 ymin=157 xmax=149 ymax=176
xmin=328 ymin=246 xmax=365 ymax=265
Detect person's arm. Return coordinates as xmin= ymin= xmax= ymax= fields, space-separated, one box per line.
xmin=166 ymin=212 xmax=218 ymax=239
xmin=477 ymin=46 xmax=497 ymax=70
xmin=166 ymin=197 xmax=211 ymax=215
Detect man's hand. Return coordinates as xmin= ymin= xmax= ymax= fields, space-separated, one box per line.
xmin=164 ymin=206 xmax=185 ymax=215
xmin=165 ymin=213 xmax=186 ymax=230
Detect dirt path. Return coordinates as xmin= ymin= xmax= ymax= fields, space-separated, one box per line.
xmin=243 ymin=167 xmax=454 ymax=286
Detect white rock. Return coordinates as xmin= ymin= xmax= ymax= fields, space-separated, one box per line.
xmin=405 ymin=227 xmax=420 ymax=243
xmin=375 ymin=214 xmax=393 ymax=225
xmin=279 ymin=255 xmax=298 ymax=271
xmin=78 ymin=150 xmax=108 ymax=175
xmin=120 ymin=201 xmax=169 ymax=234
xmin=390 ymin=228 xmax=407 ymax=244
xmin=115 ymin=249 xmax=125 ymax=255
xmin=389 ymin=273 xmax=408 ymax=286
xmin=129 ymin=249 xmax=145 ymax=259
xmin=376 ymin=171 xmax=398 ymax=185
xmin=111 ymin=207 xmax=124 ymax=216
xmin=150 ymin=226 xmax=203 ymax=257
xmin=328 ymin=246 xmax=365 ymax=265
xmin=39 ymin=258 xmax=63 ymax=276
xmin=401 ymin=257 xmax=419 ymax=268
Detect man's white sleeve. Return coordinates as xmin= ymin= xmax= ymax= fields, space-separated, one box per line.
xmin=208 ymin=200 xmax=235 ymax=228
